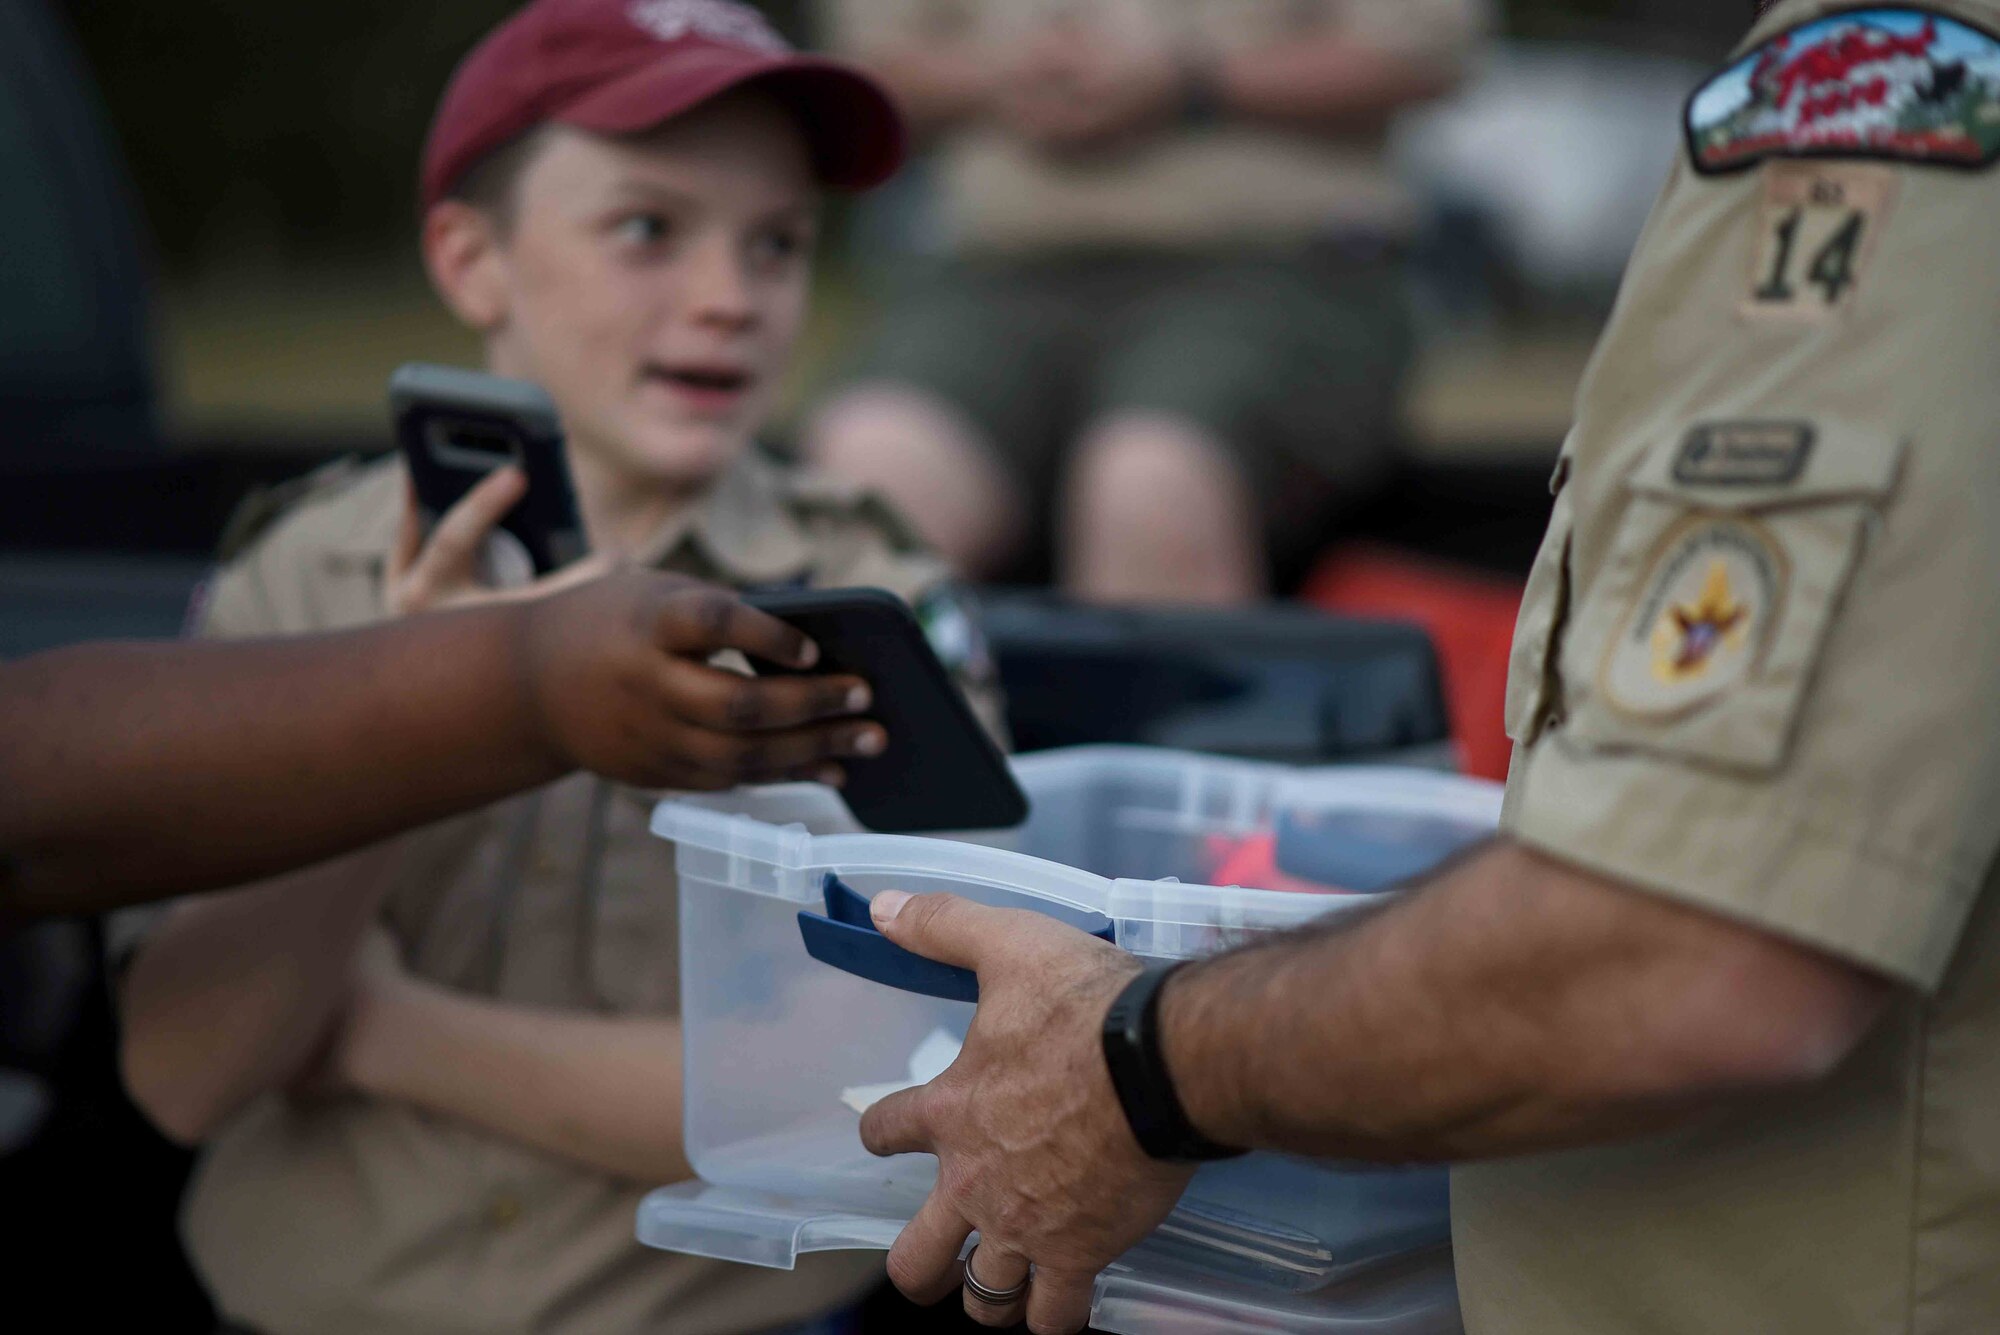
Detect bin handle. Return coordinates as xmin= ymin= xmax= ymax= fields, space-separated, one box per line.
xmin=798 ymin=874 xmax=1114 ymax=1003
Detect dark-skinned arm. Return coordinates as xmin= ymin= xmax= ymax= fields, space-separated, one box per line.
xmin=0 ymin=572 xmax=880 ymax=924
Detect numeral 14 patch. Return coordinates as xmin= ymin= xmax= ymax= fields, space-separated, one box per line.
xmin=1743 ymin=161 xmax=1897 ymax=320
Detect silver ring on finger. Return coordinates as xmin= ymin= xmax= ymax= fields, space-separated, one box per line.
xmin=963 ymin=1247 xmax=1031 ymax=1306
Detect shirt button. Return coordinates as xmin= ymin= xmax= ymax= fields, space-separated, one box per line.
xmin=489 ymin=1192 xmax=524 ymax=1229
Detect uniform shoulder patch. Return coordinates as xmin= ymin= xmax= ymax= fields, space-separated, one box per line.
xmin=1687 ymin=7 xmax=2000 ymax=174
xmin=783 ymin=469 xmax=928 ymax=554
xmin=215 ymin=455 xmax=370 ymax=561
xmin=1600 ymin=516 xmax=1787 ymax=720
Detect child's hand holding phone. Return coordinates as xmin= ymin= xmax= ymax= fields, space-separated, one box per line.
xmin=388 ymin=363 xmax=611 ymax=615
xmin=387 ymin=469 xmax=614 ymax=616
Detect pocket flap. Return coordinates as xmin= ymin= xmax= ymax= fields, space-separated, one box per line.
xmin=1629 ymin=420 xmax=1904 ymax=510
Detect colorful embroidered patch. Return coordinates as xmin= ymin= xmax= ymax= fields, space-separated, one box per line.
xmin=1740 ymin=161 xmax=1897 ymax=319
xmin=1687 ymin=8 xmax=2000 ymax=173
xmin=1601 ymin=517 xmax=1786 ymax=719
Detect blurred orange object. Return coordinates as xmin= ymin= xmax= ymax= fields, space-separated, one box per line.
xmin=1207 ymin=833 xmax=1358 ymax=895
xmin=1302 ymin=544 xmax=1525 ymax=781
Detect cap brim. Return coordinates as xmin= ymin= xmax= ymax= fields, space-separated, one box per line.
xmin=556 ymin=47 xmax=906 ymax=191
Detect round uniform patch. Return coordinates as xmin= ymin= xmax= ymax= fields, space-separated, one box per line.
xmin=1600 ymin=515 xmax=1788 ymax=719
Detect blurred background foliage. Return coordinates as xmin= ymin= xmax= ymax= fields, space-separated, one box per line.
xmin=44 ymin=0 xmax=1764 ymax=444
xmin=61 ymin=0 xmax=811 ymax=273
xmin=64 ymin=0 xmax=1747 ymax=276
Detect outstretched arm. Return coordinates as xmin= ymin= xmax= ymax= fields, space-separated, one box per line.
xmin=0 ymin=572 xmax=881 ymax=922
xmin=855 ymin=840 xmax=1890 ymax=1332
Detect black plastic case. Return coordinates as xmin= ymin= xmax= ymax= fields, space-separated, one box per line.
xmin=745 ymin=587 xmax=1028 ymax=833
xmin=389 ymin=363 xmax=586 ymax=575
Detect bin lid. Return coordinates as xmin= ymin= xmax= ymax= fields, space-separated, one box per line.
xmin=636 ymin=1181 xmax=1461 ymax=1335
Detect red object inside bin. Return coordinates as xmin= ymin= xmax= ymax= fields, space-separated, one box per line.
xmin=1207 ymin=833 xmax=1355 ymax=895
xmin=1301 ymin=543 xmax=1525 ymax=782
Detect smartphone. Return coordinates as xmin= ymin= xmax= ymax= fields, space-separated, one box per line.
xmin=744 ymin=587 xmax=1029 ymax=834
xmin=389 ymin=363 xmax=587 ymax=576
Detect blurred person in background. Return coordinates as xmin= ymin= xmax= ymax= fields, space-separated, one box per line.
xmin=115 ymin=3 xmax=998 ymax=1333
xmin=805 ymin=0 xmax=1489 ymax=604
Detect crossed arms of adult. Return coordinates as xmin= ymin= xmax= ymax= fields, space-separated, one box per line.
xmin=856 ymin=839 xmax=1894 ymax=1334
xmin=0 ymin=571 xmax=880 ymax=925
xmin=848 ymin=12 xmax=1468 ymax=149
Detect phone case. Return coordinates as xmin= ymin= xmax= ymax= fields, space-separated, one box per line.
xmin=745 ymin=587 xmax=1028 ymax=834
xmin=389 ymin=363 xmax=586 ymax=576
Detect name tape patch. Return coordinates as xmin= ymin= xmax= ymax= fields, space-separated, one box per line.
xmin=1687 ymin=7 xmax=2000 ymax=173
xmin=1674 ymin=422 xmax=1817 ymax=486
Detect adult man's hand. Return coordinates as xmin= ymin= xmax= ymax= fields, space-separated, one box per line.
xmin=858 ymin=891 xmax=1194 ymax=1333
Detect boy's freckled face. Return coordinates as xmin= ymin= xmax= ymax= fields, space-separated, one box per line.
xmin=492 ymin=96 xmax=819 ymax=489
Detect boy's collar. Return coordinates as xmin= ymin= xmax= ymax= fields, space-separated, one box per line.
xmin=333 ymin=447 xmax=814 ymax=586
xmin=630 ymin=447 xmax=815 ymax=583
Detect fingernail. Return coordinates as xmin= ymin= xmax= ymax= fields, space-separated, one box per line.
xmin=817 ymin=765 xmax=846 ymax=787
xmin=846 ymin=685 xmax=872 ymax=713
xmin=852 ymin=728 xmax=887 ymax=757
xmin=798 ymin=641 xmax=821 ymax=668
xmin=871 ymin=891 xmax=910 ymax=925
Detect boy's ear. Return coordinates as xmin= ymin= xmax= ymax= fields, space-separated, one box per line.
xmin=422 ymin=201 xmax=509 ymax=333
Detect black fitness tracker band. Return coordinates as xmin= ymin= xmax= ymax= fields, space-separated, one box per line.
xmin=1101 ymin=962 xmax=1246 ymax=1163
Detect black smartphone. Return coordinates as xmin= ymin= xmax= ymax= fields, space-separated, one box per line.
xmin=389 ymin=363 xmax=587 ymax=576
xmin=744 ymin=587 xmax=1029 ymax=834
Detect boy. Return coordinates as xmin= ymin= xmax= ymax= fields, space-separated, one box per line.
xmin=119 ymin=4 xmax=993 ymax=1332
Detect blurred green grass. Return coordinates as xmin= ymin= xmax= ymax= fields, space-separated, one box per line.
xmin=158 ymin=257 xmax=1587 ymax=457
xmin=159 ymin=255 xmax=869 ymax=445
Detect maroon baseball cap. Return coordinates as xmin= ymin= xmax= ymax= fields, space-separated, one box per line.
xmin=421 ymin=0 xmax=907 ymax=210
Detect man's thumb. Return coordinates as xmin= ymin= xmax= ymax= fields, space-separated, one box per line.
xmin=871 ymin=891 xmax=989 ymax=970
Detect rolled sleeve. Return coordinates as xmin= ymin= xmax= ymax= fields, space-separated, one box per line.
xmin=1511 ymin=416 xmax=2000 ymax=992
xmin=1508 ymin=739 xmax=1981 ymax=989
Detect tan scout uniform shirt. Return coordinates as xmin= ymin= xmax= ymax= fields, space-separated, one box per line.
xmin=170 ymin=450 xmax=998 ymax=1335
xmin=824 ymin=0 xmax=1489 ymax=250
xmin=1456 ymin=1 xmax=2000 ymax=1330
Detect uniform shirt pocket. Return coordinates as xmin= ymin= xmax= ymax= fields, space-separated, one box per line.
xmin=1559 ymin=420 xmax=1904 ymax=773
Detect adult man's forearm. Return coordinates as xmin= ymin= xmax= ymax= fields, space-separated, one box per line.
xmin=1159 ymin=841 xmax=1889 ymax=1161
xmin=0 ymin=608 xmax=558 ymax=920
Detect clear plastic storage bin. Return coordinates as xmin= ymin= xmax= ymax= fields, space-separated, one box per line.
xmin=642 ymin=747 xmax=1501 ymax=1334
